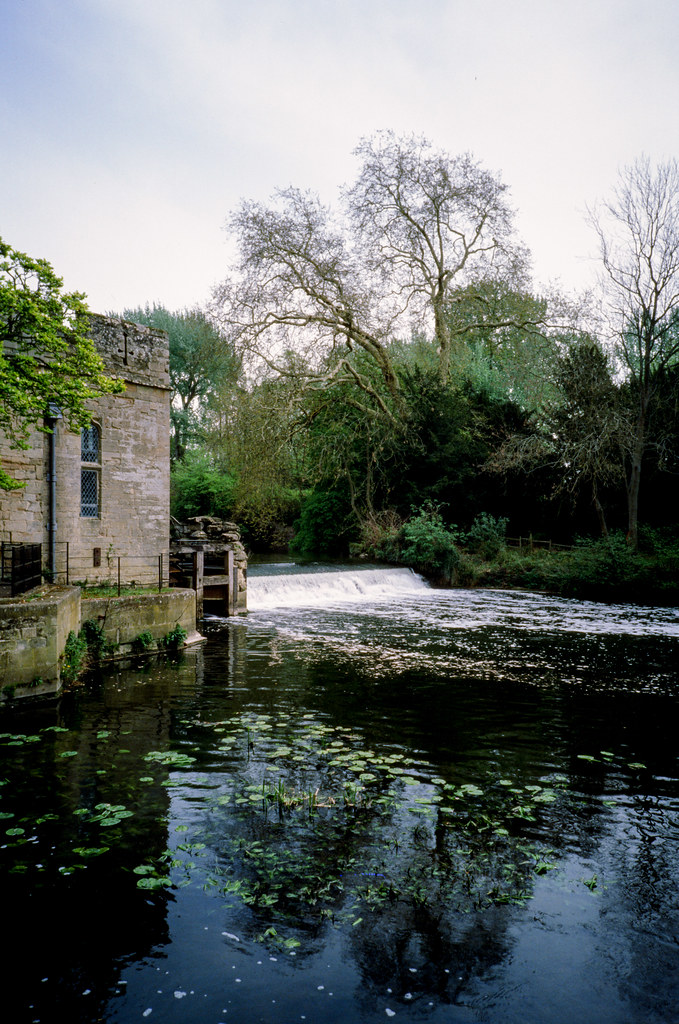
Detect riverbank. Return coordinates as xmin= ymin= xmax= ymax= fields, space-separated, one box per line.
xmin=350 ymin=507 xmax=679 ymax=608
xmin=452 ymin=540 xmax=679 ymax=607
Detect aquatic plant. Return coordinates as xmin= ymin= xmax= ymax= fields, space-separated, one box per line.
xmin=0 ymin=715 xmax=646 ymax=956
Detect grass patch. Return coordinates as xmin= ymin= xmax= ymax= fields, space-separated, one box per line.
xmin=79 ymin=585 xmax=176 ymax=598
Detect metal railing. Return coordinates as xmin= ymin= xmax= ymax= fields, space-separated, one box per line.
xmin=0 ymin=541 xmax=43 ymax=596
xmin=52 ymin=543 xmax=169 ymax=594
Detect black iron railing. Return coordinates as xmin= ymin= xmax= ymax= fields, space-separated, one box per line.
xmin=0 ymin=542 xmax=43 ymax=596
xmin=51 ymin=543 xmax=169 ymax=593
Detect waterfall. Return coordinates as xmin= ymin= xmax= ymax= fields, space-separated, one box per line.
xmin=247 ymin=566 xmax=429 ymax=610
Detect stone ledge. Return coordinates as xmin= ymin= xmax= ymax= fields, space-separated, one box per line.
xmin=2 ymin=586 xmax=203 ymax=698
xmin=0 ymin=586 xmax=81 ymax=689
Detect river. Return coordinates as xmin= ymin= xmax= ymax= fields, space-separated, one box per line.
xmin=1 ymin=563 xmax=679 ymax=1024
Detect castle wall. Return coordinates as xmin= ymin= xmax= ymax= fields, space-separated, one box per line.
xmin=0 ymin=314 xmax=171 ymax=583
xmin=0 ymin=425 xmax=45 ymax=544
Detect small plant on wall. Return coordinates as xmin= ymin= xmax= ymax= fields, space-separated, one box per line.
xmin=80 ymin=619 xmax=116 ymax=662
xmin=131 ymin=630 xmax=155 ymax=655
xmin=61 ymin=630 xmax=88 ymax=684
xmin=160 ymin=625 xmax=187 ymax=651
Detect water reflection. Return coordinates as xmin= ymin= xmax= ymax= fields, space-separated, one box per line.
xmin=1 ymin=579 xmax=679 ymax=1023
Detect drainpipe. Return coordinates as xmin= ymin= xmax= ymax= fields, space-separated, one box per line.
xmin=45 ymin=404 xmax=62 ymax=580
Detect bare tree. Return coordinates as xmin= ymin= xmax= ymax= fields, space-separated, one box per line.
xmin=212 ymin=133 xmax=540 ymax=425
xmin=214 ymin=186 xmax=407 ymax=425
xmin=346 ymin=132 xmax=530 ymax=381
xmin=589 ymin=156 xmax=679 ymax=547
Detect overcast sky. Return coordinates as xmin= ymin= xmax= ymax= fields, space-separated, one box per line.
xmin=2 ymin=0 xmax=678 ymax=315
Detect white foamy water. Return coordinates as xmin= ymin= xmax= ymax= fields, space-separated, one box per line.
xmin=247 ymin=566 xmax=429 ymax=610
xmin=231 ymin=564 xmax=679 ymax=689
xmin=247 ymin=565 xmax=679 ymax=638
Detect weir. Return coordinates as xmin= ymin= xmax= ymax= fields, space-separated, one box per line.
xmin=247 ymin=566 xmax=429 ymax=610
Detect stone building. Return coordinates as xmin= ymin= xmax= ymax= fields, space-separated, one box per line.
xmin=0 ymin=314 xmax=171 ymax=585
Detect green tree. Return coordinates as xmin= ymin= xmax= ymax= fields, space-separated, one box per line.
xmin=488 ymin=339 xmax=625 ymax=538
xmin=119 ymin=304 xmax=241 ymax=462
xmin=211 ymin=136 xmax=585 ymax=548
xmin=298 ymin=348 xmax=539 ymax=550
xmin=1 ymin=237 xmax=123 ymax=490
xmin=170 ymin=452 xmax=237 ymax=520
xmin=204 ymin=376 xmax=305 ymax=548
xmin=445 ymin=280 xmax=563 ymax=410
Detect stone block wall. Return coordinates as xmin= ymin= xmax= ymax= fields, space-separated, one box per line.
xmin=81 ymin=590 xmax=198 ymax=655
xmin=0 ymin=425 xmax=45 ymax=544
xmin=171 ymin=516 xmax=248 ymax=614
xmin=0 ymin=314 xmax=171 ymax=583
xmin=1 ymin=586 xmax=200 ymax=697
xmin=0 ymin=586 xmax=80 ymax=689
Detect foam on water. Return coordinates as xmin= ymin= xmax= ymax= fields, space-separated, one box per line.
xmin=246 ymin=565 xmax=679 ymax=639
xmin=247 ymin=566 xmax=429 ymax=610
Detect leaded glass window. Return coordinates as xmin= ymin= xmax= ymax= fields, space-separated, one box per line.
xmin=81 ymin=470 xmax=99 ymax=518
xmin=81 ymin=425 xmax=99 ymax=463
xmin=80 ymin=425 xmax=101 ymax=517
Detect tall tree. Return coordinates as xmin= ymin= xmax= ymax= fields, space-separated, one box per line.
xmin=589 ymin=156 xmax=679 ymax=547
xmin=487 ymin=338 xmax=626 ymax=538
xmin=1 ymin=237 xmax=123 ymax=491
xmin=550 ymin=341 xmax=624 ymax=536
xmin=120 ymin=304 xmax=241 ymax=462
xmin=212 ymin=133 xmax=543 ymax=426
xmin=444 ymin=280 xmax=561 ymax=410
xmin=346 ymin=132 xmax=531 ymax=382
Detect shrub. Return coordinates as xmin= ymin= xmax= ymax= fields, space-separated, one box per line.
xmin=466 ymin=512 xmax=509 ymax=559
xmin=80 ymin=619 xmax=116 ymax=662
xmin=235 ymin=487 xmax=302 ymax=552
xmin=61 ymin=630 xmax=88 ymax=684
xmin=569 ymin=532 xmax=638 ymax=588
xmin=399 ymin=502 xmax=460 ymax=580
xmin=131 ymin=630 xmax=155 ymax=654
xmin=356 ymin=509 xmax=404 ymax=562
xmin=160 ymin=625 xmax=188 ymax=651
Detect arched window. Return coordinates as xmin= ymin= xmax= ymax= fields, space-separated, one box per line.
xmin=80 ymin=424 xmax=101 ymax=517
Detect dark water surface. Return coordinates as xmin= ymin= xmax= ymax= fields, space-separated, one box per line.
xmin=2 ymin=566 xmax=679 ymax=1024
